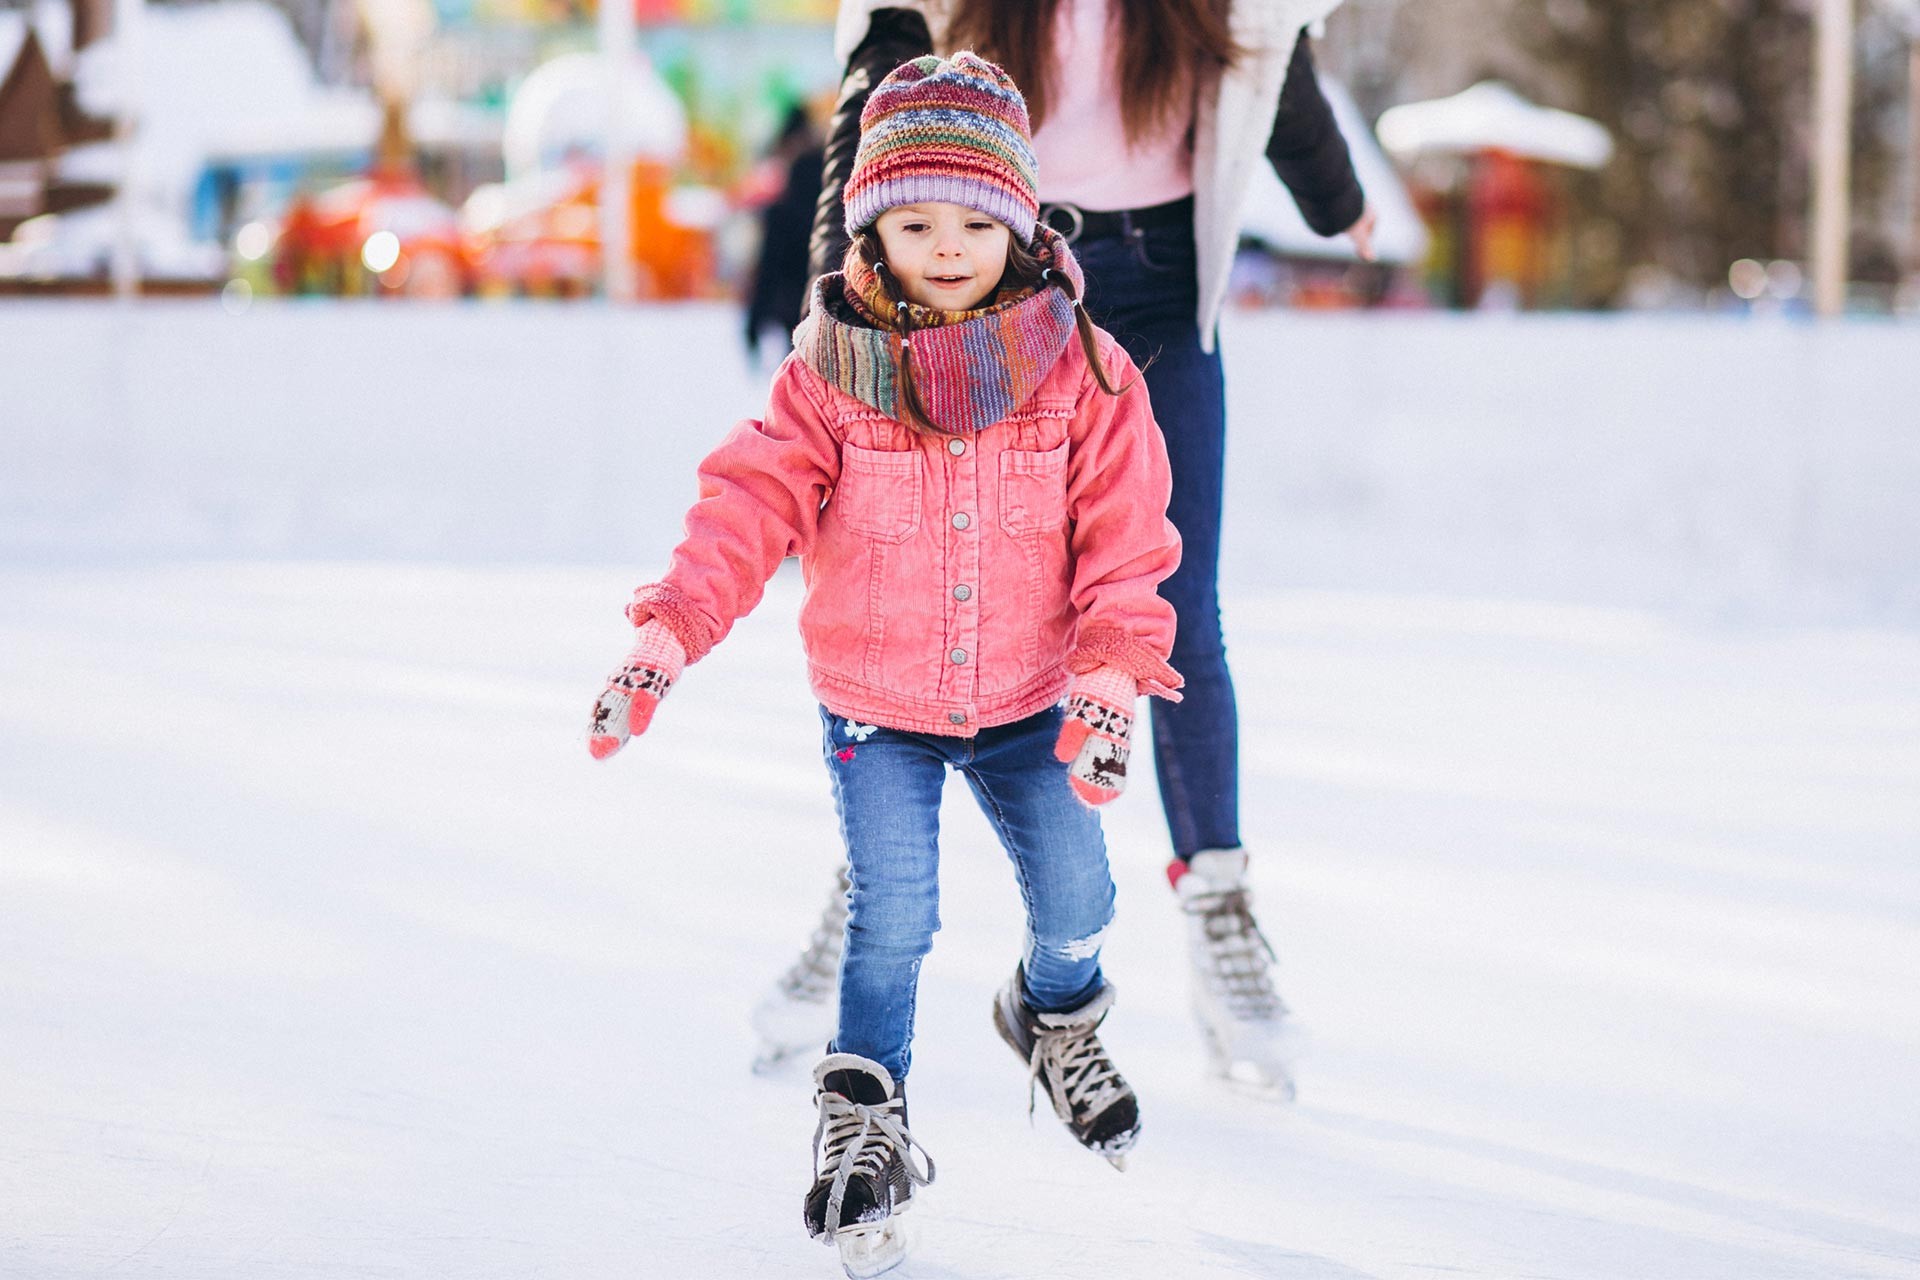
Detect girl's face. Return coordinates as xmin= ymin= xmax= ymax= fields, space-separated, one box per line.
xmin=873 ymin=202 xmax=1012 ymax=311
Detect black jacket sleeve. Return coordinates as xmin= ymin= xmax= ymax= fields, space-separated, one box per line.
xmin=806 ymin=7 xmax=936 ymax=285
xmin=1264 ymin=31 xmax=1366 ymax=237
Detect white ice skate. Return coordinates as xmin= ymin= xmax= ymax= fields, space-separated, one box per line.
xmin=751 ymin=865 xmax=849 ymax=1074
xmin=1174 ymin=849 xmax=1304 ymax=1100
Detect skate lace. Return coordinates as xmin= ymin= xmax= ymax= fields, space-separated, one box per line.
xmin=1026 ymin=1022 xmax=1126 ymax=1127
xmin=778 ymin=868 xmax=851 ymax=1004
xmin=1189 ymin=888 xmax=1285 ymax=1019
xmin=812 ymin=1093 xmax=935 ymax=1231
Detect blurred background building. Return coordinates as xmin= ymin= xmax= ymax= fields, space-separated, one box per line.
xmin=3 ymin=0 xmax=1918 ymax=313
xmin=1320 ymin=0 xmax=1920 ymax=312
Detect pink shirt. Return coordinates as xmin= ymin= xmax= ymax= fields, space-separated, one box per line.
xmin=1030 ymin=0 xmax=1196 ymax=211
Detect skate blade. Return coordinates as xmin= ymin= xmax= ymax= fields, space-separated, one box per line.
xmin=1199 ymin=1023 xmax=1299 ymax=1102
xmin=835 ymin=1217 xmax=912 ymax=1279
xmin=748 ymin=1000 xmax=835 ymax=1076
xmin=750 ymin=1041 xmax=812 ymax=1076
xmin=1215 ymin=1057 xmax=1297 ymax=1102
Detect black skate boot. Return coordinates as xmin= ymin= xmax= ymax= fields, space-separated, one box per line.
xmin=803 ymin=1052 xmax=934 ymax=1279
xmin=991 ymin=966 xmax=1141 ymax=1169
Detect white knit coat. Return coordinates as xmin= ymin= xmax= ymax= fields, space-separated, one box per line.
xmin=831 ymin=0 xmax=1347 ymax=352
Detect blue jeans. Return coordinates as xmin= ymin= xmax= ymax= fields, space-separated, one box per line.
xmin=1073 ymin=208 xmax=1241 ymax=859
xmin=823 ymin=706 xmax=1116 ymax=1085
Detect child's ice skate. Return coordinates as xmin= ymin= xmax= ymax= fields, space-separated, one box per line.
xmin=751 ymin=865 xmax=849 ymax=1074
xmin=803 ymin=1052 xmax=934 ymax=1279
xmin=1173 ymin=849 xmax=1303 ymax=1100
xmin=991 ymin=967 xmax=1140 ymax=1169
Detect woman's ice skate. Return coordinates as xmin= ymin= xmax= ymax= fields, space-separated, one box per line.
xmin=803 ymin=1053 xmax=934 ymax=1279
xmin=1173 ymin=849 xmax=1303 ymax=1100
xmin=991 ymin=967 xmax=1140 ymax=1169
xmin=752 ymin=865 xmax=849 ymax=1073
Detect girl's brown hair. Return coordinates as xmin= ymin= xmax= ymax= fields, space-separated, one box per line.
xmin=946 ymin=0 xmax=1243 ymax=145
xmin=847 ymin=229 xmax=1142 ymax=436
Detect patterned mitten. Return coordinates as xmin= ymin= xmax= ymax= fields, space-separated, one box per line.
xmin=1054 ymin=665 xmax=1139 ymax=806
xmin=587 ymin=619 xmax=687 ymax=760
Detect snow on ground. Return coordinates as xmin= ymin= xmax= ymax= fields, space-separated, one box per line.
xmin=3 ymin=560 xmax=1917 ymax=1279
xmin=4 ymin=303 xmax=1917 ymax=622
xmin=3 ymin=301 xmax=1916 ymax=1274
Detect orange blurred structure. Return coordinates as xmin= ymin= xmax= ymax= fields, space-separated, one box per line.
xmin=1377 ymin=83 xmax=1610 ymax=310
xmin=1464 ymin=150 xmax=1557 ymax=308
xmin=274 ymin=169 xmax=470 ymax=298
xmin=265 ymin=157 xmax=718 ymax=300
xmin=462 ymin=158 xmax=715 ymax=299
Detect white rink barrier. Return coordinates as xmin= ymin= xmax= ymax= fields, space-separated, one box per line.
xmin=2 ymin=301 xmax=1914 ymax=620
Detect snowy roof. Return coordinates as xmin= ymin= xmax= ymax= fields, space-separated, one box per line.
xmin=1376 ymin=81 xmax=1614 ymax=170
xmin=53 ymin=137 xmax=116 ymax=184
xmin=66 ymin=0 xmax=333 ymax=207
xmin=0 ymin=16 xmax=25 ymax=83
xmin=201 ymin=94 xmax=504 ymax=163
xmin=1237 ymin=75 xmax=1428 ymax=266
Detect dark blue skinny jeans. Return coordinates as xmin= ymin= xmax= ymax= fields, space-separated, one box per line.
xmin=824 ymin=706 xmax=1115 ymax=1084
xmin=1073 ymin=210 xmax=1241 ymax=860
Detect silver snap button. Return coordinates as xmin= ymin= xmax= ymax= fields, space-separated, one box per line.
xmin=948 ymin=437 xmax=966 ymax=456
xmin=952 ymin=584 xmax=971 ymax=601
xmin=949 ymin=648 xmax=968 ymax=664
xmin=949 ymin=711 xmax=966 ymax=724
xmin=951 ymin=512 xmax=971 ymax=530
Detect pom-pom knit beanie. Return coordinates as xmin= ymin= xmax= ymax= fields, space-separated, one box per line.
xmin=842 ymin=52 xmax=1040 ymax=243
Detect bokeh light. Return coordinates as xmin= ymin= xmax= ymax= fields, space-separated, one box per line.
xmin=361 ymin=231 xmax=402 ymax=274
xmin=1728 ymin=258 xmax=1766 ymax=300
xmin=234 ymin=222 xmax=271 ymax=262
xmin=1765 ymin=259 xmax=1804 ymax=300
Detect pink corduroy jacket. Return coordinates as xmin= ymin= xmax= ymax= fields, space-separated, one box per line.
xmin=629 ymin=330 xmax=1183 ymax=737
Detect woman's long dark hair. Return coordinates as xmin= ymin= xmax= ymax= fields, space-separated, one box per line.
xmin=847 ymin=229 xmax=1142 ymax=436
xmin=946 ymin=0 xmax=1242 ymax=144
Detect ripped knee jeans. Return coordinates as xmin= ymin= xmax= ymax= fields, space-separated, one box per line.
xmin=821 ymin=704 xmax=1116 ymax=1084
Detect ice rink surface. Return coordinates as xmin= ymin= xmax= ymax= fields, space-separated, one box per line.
xmin=4 ymin=561 xmax=1916 ymax=1279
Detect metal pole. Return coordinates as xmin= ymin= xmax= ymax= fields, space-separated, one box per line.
xmin=1810 ymin=0 xmax=1854 ymax=317
xmin=598 ymin=0 xmax=636 ymax=303
xmin=110 ymin=0 xmax=144 ymax=300
xmin=1909 ymin=38 xmax=1920 ymax=279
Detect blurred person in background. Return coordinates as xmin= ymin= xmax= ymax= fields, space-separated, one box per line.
xmin=751 ymin=0 xmax=1377 ymax=1100
xmin=743 ymin=105 xmax=828 ymax=364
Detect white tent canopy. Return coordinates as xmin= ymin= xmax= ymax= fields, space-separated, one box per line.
xmin=0 ymin=15 xmax=28 ymax=79
xmin=1376 ymin=81 xmax=1614 ymax=170
xmin=502 ymin=51 xmax=686 ymax=184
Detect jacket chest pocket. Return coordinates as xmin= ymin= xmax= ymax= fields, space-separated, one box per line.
xmin=998 ymin=441 xmax=1070 ymax=537
xmin=835 ymin=442 xmax=924 ymax=543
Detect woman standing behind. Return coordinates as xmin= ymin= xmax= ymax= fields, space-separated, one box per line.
xmin=753 ymin=0 xmax=1375 ymax=1099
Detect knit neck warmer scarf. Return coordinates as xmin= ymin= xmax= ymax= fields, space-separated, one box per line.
xmin=794 ymin=225 xmax=1085 ymax=434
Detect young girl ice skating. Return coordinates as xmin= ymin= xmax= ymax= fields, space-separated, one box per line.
xmin=587 ymin=52 xmax=1183 ymax=1276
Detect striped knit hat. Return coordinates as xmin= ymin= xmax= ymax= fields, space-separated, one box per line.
xmin=843 ymin=52 xmax=1040 ymax=243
